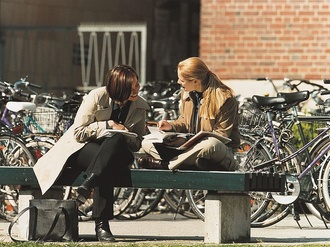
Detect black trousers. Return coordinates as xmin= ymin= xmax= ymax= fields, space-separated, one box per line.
xmin=67 ymin=134 xmax=134 ymax=220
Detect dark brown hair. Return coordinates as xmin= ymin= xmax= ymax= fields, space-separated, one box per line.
xmin=105 ymin=65 xmax=139 ymax=103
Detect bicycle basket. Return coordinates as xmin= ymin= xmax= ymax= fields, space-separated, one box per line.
xmin=27 ymin=106 xmax=60 ymax=134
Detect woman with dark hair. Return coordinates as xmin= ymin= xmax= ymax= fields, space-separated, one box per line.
xmin=33 ymin=64 xmax=149 ymax=242
xmin=141 ymin=57 xmax=240 ymax=171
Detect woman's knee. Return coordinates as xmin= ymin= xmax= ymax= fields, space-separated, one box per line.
xmin=196 ymin=137 xmax=226 ymax=159
xmin=141 ymin=139 xmax=155 ymax=154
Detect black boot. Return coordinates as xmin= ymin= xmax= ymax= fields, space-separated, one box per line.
xmin=95 ymin=219 xmax=115 ymax=242
xmin=77 ymin=173 xmax=97 ymax=203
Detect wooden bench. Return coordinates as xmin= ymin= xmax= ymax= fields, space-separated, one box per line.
xmin=0 ymin=167 xmax=286 ymax=244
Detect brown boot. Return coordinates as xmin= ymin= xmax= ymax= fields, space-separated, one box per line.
xmin=136 ymin=156 xmax=168 ymax=169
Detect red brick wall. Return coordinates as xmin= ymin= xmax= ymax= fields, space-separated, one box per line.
xmin=200 ymin=0 xmax=330 ymax=80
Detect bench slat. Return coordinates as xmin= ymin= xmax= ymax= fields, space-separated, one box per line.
xmin=0 ymin=167 xmax=285 ymax=192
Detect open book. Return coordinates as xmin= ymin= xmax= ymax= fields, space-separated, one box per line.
xmin=98 ymin=129 xmax=138 ymax=139
xmin=144 ymin=126 xmax=231 ymax=151
xmin=143 ymin=126 xmax=189 ymax=144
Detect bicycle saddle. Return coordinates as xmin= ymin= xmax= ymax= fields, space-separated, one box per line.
xmin=251 ymin=95 xmax=286 ymax=111
xmin=277 ymin=90 xmax=309 ymax=106
xmin=6 ymin=101 xmax=36 ymax=112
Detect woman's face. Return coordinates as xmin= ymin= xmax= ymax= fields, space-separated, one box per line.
xmin=177 ymin=70 xmax=198 ymax=92
xmin=127 ymin=79 xmax=140 ymax=101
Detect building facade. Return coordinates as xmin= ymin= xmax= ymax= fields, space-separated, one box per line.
xmin=1 ymin=0 xmax=329 ymax=96
xmin=200 ymin=0 xmax=330 ymax=80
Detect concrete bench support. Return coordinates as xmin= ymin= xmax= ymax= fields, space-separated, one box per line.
xmin=17 ymin=189 xmax=33 ymax=240
xmin=204 ymin=191 xmax=251 ymax=244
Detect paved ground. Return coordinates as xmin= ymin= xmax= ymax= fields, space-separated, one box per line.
xmin=1 ymin=212 xmax=330 ymax=245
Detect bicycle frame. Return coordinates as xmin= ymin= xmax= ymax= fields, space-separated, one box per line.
xmin=251 ymin=117 xmax=330 ymax=172
xmin=1 ymin=107 xmax=46 ymax=134
xmin=24 ymin=112 xmax=46 ymax=133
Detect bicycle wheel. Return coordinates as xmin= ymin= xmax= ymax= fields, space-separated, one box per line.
xmin=294 ymin=136 xmax=330 ymax=222
xmin=115 ymin=188 xmax=165 ymax=220
xmin=251 ymin=142 xmax=301 ymax=227
xmin=186 ymin=134 xmax=274 ymax=221
xmin=162 ymin=189 xmax=198 ymax=219
xmin=306 ymin=135 xmax=330 ymax=222
xmin=24 ymin=135 xmax=55 ymax=159
xmin=0 ymin=133 xmax=36 ymax=221
xmin=113 ymin=187 xmax=139 ymax=217
xmin=240 ymin=137 xmax=300 ymax=227
xmin=251 ymin=203 xmax=291 ymax=228
xmin=320 ymin=154 xmax=330 ymax=216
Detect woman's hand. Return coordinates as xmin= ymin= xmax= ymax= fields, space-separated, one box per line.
xmin=158 ymin=120 xmax=173 ymax=131
xmin=107 ymin=120 xmax=128 ymax=131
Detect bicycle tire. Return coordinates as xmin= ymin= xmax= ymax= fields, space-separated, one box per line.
xmin=250 ymin=142 xmax=300 ymax=227
xmin=0 ymin=133 xmax=36 ymax=221
xmin=251 ymin=204 xmax=291 ymax=228
xmin=305 ymin=135 xmax=330 ymax=222
xmin=115 ymin=188 xmax=165 ymax=220
xmin=25 ymin=136 xmax=55 ymax=160
xmin=320 ymin=155 xmax=330 ymax=217
xmin=242 ymin=138 xmax=299 ymax=227
xmin=163 ymin=189 xmax=198 ymax=219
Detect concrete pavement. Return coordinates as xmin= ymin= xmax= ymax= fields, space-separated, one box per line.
xmin=1 ymin=212 xmax=330 ymax=245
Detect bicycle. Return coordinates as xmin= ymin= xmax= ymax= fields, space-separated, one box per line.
xmin=245 ymin=94 xmax=330 ymax=226
xmin=0 ymin=78 xmax=82 ymax=159
xmin=187 ymin=91 xmax=330 ymax=227
xmin=0 ymin=78 xmax=83 ymax=220
xmin=0 ymin=78 xmax=80 ymax=136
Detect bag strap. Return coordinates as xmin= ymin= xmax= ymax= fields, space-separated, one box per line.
xmin=8 ymin=206 xmax=71 ymax=242
xmin=8 ymin=206 xmax=35 ymax=242
xmin=41 ymin=206 xmax=70 ymax=241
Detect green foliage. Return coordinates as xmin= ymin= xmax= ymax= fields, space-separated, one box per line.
xmin=291 ymin=121 xmax=327 ymax=148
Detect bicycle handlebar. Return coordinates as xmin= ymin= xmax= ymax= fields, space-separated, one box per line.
xmin=13 ymin=78 xmax=42 ymax=90
xmin=320 ymin=90 xmax=330 ymax=96
xmin=27 ymin=82 xmax=42 ymax=89
xmin=0 ymin=77 xmax=43 ymax=101
xmin=284 ymin=78 xmax=328 ymax=91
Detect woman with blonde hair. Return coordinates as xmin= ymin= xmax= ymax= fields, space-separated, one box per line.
xmin=140 ymin=57 xmax=240 ymax=171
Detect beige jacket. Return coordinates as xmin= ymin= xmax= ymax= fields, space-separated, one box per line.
xmin=33 ymin=87 xmax=149 ymax=194
xmin=170 ymin=90 xmax=240 ymax=148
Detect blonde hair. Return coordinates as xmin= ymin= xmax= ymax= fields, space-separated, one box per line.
xmin=177 ymin=57 xmax=234 ymax=119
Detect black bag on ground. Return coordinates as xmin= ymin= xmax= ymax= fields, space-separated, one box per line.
xmin=9 ymin=199 xmax=79 ymax=242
